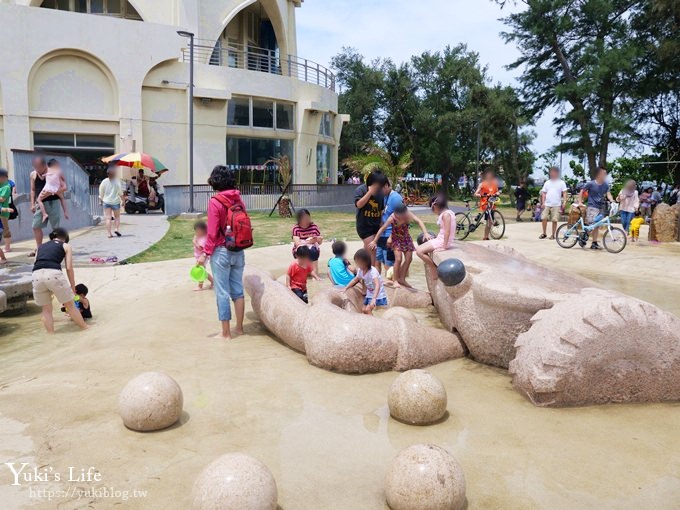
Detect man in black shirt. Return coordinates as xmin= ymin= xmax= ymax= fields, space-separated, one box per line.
xmin=354 ymin=171 xmax=386 ymax=265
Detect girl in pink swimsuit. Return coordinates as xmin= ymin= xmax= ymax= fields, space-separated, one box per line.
xmin=416 ymin=193 xmax=456 ymax=279
xmin=37 ymin=159 xmax=69 ymax=223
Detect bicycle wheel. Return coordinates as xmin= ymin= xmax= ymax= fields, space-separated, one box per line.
xmin=489 ymin=210 xmax=506 ymax=240
xmin=603 ymin=227 xmax=627 ymax=253
xmin=556 ymin=223 xmax=578 ymax=249
xmin=455 ymin=212 xmax=471 ymax=241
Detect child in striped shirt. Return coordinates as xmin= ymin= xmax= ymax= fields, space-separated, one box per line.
xmin=292 ymin=208 xmax=323 ymax=273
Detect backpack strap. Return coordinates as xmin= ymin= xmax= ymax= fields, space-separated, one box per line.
xmin=212 ymin=193 xmax=233 ymax=209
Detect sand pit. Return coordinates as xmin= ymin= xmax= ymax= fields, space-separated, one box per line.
xmin=1 ymin=225 xmax=680 ymax=508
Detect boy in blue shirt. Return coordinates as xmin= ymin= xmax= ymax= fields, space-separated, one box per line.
xmin=328 ymin=240 xmax=355 ymax=287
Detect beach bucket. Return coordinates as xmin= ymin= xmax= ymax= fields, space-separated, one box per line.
xmin=190 ymin=265 xmax=208 ymax=283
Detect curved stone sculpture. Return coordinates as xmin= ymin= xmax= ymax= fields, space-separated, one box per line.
xmin=427 ymin=242 xmax=680 ymax=406
xmin=509 ymin=289 xmax=680 ymax=407
xmin=118 ymin=372 xmax=183 ymax=431
xmin=388 ymin=370 xmax=447 ymax=425
xmin=244 ymin=267 xmax=465 ymax=374
xmin=0 ymin=265 xmax=33 ymax=313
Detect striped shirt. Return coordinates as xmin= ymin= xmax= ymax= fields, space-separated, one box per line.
xmin=292 ymin=223 xmax=321 ymax=242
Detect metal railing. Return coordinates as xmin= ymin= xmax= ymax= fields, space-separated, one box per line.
xmin=164 ymin=184 xmax=356 ymax=215
xmin=181 ymin=39 xmax=336 ymax=92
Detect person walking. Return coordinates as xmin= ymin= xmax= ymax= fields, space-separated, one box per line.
xmin=99 ymin=167 xmax=124 ymax=238
xmin=539 ymin=167 xmax=568 ymax=240
xmin=514 ymin=180 xmax=531 ymax=222
xmin=616 ymin=179 xmax=639 ymax=235
xmin=28 ymin=156 xmax=62 ymax=257
xmin=197 ymin=165 xmax=248 ymax=340
xmin=578 ymin=166 xmax=614 ymax=250
xmin=32 ymin=228 xmax=88 ymax=333
xmin=0 ymin=169 xmax=14 ymax=254
xmin=354 ymin=171 xmax=386 ymax=265
xmin=375 ymin=177 xmax=403 ymax=276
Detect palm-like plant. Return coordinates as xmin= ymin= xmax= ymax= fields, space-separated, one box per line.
xmin=343 ymin=145 xmax=413 ymax=185
xmin=266 ymin=155 xmax=293 ymax=217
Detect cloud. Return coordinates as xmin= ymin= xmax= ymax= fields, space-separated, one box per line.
xmin=296 ymin=0 xmax=560 ymax=158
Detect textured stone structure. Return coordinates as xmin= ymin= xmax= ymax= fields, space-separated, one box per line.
xmin=244 ymin=268 xmax=465 ymax=374
xmin=0 ymin=290 xmax=6 ymax=314
xmin=384 ymin=444 xmax=466 ymax=510
xmin=118 ymin=372 xmax=183 ymax=431
xmin=0 ymin=264 xmax=33 ymax=312
xmin=428 ymin=242 xmax=680 ymax=407
xmin=388 ymin=370 xmax=447 ymax=425
xmin=191 ymin=453 xmax=278 ymax=510
xmin=650 ymin=203 xmax=680 ymax=242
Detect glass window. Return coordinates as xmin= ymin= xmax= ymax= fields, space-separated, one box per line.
xmin=252 ymin=99 xmax=274 ymax=128
xmin=107 ymin=0 xmax=121 ymax=14
xmin=75 ymin=0 xmax=87 ymax=12
xmin=227 ymin=97 xmax=250 ymax=126
xmin=56 ymin=0 xmax=70 ymax=10
xmin=75 ymin=134 xmax=115 ymax=148
xmin=316 ymin=144 xmax=332 ymax=184
xmin=227 ymin=137 xmax=294 ymax=184
xmin=319 ymin=113 xmax=332 ymax=137
xmin=276 ymin=102 xmax=294 ymax=130
xmin=34 ymin=133 xmax=75 ymax=147
xmin=90 ymin=0 xmax=104 ymax=13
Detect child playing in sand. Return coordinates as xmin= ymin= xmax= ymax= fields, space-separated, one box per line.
xmin=292 ymin=209 xmax=323 ymax=273
xmin=344 ymin=248 xmax=388 ymax=315
xmin=416 ymin=193 xmax=456 ymax=280
xmin=192 ymin=221 xmax=214 ymax=290
xmin=328 ymin=240 xmax=355 ymax=287
xmin=62 ymin=283 xmax=93 ymax=320
xmin=287 ymin=245 xmax=321 ymax=303
xmin=369 ymin=204 xmax=431 ymax=288
xmin=629 ymin=210 xmax=645 ymax=243
xmin=37 ymin=159 xmax=69 ymax=222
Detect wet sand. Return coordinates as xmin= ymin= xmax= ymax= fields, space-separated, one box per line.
xmin=1 ymin=224 xmax=679 ymax=509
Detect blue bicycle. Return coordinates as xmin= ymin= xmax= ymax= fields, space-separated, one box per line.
xmin=556 ymin=204 xmax=627 ymax=253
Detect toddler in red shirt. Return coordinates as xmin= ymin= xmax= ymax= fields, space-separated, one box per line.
xmin=287 ymin=245 xmax=321 ymax=303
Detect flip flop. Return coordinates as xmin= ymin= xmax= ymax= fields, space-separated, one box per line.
xmin=114 ymin=231 xmax=122 ymax=237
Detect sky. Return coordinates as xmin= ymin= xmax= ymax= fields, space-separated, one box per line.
xmin=296 ymin=0 xmax=558 ymax=162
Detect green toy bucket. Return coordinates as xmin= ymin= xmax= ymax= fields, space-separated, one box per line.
xmin=190 ymin=265 xmax=208 ymax=283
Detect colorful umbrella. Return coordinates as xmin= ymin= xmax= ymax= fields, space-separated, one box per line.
xmin=102 ymin=152 xmax=169 ymax=175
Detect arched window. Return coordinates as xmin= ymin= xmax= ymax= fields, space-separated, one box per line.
xmin=40 ymin=0 xmax=142 ymax=20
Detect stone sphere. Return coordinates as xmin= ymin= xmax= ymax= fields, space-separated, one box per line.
xmin=191 ymin=453 xmax=278 ymax=510
xmin=383 ymin=306 xmax=418 ymax=322
xmin=388 ymin=370 xmax=447 ymax=425
xmin=437 ymin=258 xmax=466 ymax=287
xmin=118 ymin=372 xmax=183 ymax=432
xmin=385 ymin=444 xmax=466 ymax=510
xmin=417 ymin=231 xmax=437 ymax=246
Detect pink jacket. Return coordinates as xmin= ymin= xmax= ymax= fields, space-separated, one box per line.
xmin=204 ymin=189 xmax=246 ymax=256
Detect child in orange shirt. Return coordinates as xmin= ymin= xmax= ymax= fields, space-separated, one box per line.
xmin=474 ymin=168 xmax=500 ymax=240
xmin=286 ymin=245 xmax=321 ymax=303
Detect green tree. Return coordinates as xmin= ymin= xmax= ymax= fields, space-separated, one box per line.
xmin=342 ymin=144 xmax=413 ymax=185
xmin=495 ymin=0 xmax=641 ymax=177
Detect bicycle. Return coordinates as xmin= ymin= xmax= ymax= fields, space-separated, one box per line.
xmin=455 ymin=195 xmax=506 ymax=241
xmin=555 ymin=204 xmax=627 ymax=253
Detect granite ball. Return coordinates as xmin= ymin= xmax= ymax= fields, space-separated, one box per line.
xmin=383 ymin=306 xmax=418 ymax=322
xmin=118 ymin=372 xmax=183 ymax=432
xmin=388 ymin=369 xmax=447 ymax=425
xmin=385 ymin=444 xmax=466 ymax=510
xmin=437 ymin=258 xmax=466 ymax=287
xmin=417 ymin=231 xmax=437 ymax=246
xmin=191 ymin=453 xmax=278 ymax=510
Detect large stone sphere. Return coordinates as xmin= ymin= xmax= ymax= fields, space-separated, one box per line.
xmin=118 ymin=372 xmax=183 ymax=432
xmin=383 ymin=306 xmax=418 ymax=322
xmin=417 ymin=231 xmax=437 ymax=246
xmin=388 ymin=370 xmax=447 ymax=425
xmin=385 ymin=444 xmax=466 ymax=510
xmin=437 ymin=258 xmax=466 ymax=287
xmin=191 ymin=453 xmax=278 ymax=510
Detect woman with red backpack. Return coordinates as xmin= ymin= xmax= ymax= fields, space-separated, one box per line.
xmin=197 ymin=165 xmax=253 ymax=340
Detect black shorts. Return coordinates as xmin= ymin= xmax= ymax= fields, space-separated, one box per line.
xmin=516 ymin=199 xmax=526 ymax=211
xmin=357 ymin=226 xmax=380 ymax=240
xmin=292 ymin=288 xmax=308 ymax=303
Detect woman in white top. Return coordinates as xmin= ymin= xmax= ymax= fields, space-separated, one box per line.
xmin=99 ymin=167 xmax=124 ymax=238
xmin=616 ymin=179 xmax=639 ymax=235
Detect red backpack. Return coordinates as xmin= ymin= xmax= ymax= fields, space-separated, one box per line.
xmin=213 ymin=194 xmax=254 ymax=251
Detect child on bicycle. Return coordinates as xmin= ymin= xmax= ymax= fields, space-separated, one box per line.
xmin=416 ymin=193 xmax=455 ymax=280
xmin=474 ymin=168 xmax=499 ymax=240
xmin=369 ymin=203 xmax=431 ymax=288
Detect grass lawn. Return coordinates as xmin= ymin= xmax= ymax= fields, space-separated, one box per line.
xmin=126 ymin=205 xmax=522 ymax=264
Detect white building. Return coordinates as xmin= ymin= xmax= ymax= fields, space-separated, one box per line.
xmin=0 ymin=0 xmax=345 ymax=186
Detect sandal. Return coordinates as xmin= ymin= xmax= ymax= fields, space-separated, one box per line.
xmin=114 ymin=231 xmax=122 ymax=237
xmin=539 ymin=234 xmax=547 ymax=239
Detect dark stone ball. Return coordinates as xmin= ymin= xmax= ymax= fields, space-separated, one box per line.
xmin=416 ymin=232 xmax=437 ymax=246
xmin=437 ymin=258 xmax=466 ymax=286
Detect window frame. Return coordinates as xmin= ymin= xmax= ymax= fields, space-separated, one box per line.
xmin=227 ymin=96 xmax=295 ymax=131
xmin=33 ymin=132 xmax=116 ymax=151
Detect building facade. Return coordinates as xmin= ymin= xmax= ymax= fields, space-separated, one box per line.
xmin=0 ymin=0 xmax=345 ymax=187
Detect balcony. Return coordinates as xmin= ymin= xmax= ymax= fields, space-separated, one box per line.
xmin=181 ymin=39 xmax=336 ymax=92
